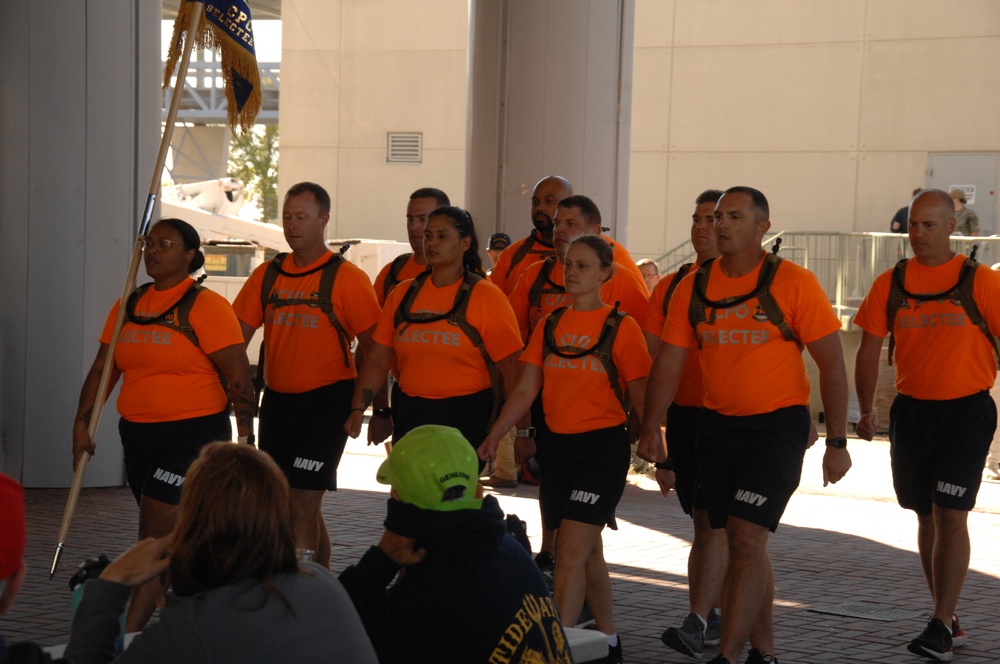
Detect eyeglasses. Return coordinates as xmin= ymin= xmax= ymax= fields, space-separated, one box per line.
xmin=140 ymin=236 xmax=184 ymax=251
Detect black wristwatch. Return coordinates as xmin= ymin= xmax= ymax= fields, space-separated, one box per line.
xmin=654 ymin=458 xmax=675 ymax=471
xmin=825 ymin=437 xmax=848 ymax=449
xmin=372 ymin=407 xmax=392 ymax=419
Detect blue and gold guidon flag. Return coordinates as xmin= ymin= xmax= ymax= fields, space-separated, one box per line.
xmin=164 ymin=0 xmax=262 ymax=133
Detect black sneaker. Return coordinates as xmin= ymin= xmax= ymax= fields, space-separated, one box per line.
xmin=534 ymin=551 xmax=555 ymax=589
xmin=705 ymin=656 xmax=732 ymax=664
xmin=601 ymin=635 xmax=623 ymax=664
xmin=661 ymin=611 xmax=705 ymax=656
xmin=907 ymin=618 xmax=953 ymax=662
xmin=745 ymin=647 xmax=779 ymax=663
xmin=705 ymin=607 xmax=721 ymax=647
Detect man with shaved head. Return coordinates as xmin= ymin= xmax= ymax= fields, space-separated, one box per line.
xmin=855 ymin=189 xmax=1000 ymax=661
xmin=491 ymin=176 xmax=645 ymax=295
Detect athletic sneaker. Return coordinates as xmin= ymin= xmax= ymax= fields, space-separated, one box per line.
xmin=705 ymin=656 xmax=732 ymax=664
xmin=745 ymin=647 xmax=779 ymax=663
xmin=601 ymin=635 xmax=623 ymax=664
xmin=705 ymin=607 xmax=722 ymax=647
xmin=661 ymin=611 xmax=705 ymax=657
xmin=907 ymin=618 xmax=953 ymax=661
xmin=951 ymin=615 xmax=968 ymax=647
xmin=534 ymin=551 xmax=555 ymax=588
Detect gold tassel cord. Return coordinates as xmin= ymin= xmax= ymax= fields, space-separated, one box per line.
xmin=163 ymin=1 xmax=262 ymax=134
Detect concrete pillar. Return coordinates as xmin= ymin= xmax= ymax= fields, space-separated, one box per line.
xmin=465 ymin=0 xmax=635 ymax=243
xmin=0 ymin=0 xmax=161 ymax=486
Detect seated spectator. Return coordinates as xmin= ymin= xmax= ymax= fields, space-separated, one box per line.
xmin=20 ymin=443 xmax=378 ymax=664
xmin=339 ymin=424 xmax=573 ymax=664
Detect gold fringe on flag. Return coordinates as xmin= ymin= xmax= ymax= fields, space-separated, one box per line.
xmin=164 ymin=1 xmax=262 ymax=134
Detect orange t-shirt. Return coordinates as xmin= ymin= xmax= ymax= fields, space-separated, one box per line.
xmin=522 ymin=305 xmax=652 ymax=433
xmin=663 ymin=257 xmax=841 ymax=416
xmin=853 ymin=255 xmax=1000 ymax=400
xmin=508 ymin=259 xmax=649 ymax=342
xmin=99 ymin=278 xmax=244 ymax=423
xmin=489 ymin=233 xmax=645 ymax=296
xmin=489 ymin=233 xmax=556 ymax=295
xmin=643 ymin=266 xmax=703 ymax=408
xmin=374 ymin=275 xmax=523 ymax=399
xmin=373 ymin=254 xmax=428 ymax=307
xmin=233 ymin=251 xmax=382 ymax=393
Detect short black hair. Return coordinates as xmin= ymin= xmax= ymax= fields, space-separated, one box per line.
xmin=695 ymin=189 xmax=724 ymax=206
xmin=556 ymin=195 xmax=602 ymax=227
xmin=285 ymin=182 xmax=331 ymax=215
xmin=410 ymin=188 xmax=451 ymax=207
xmin=723 ymin=186 xmax=769 ymax=222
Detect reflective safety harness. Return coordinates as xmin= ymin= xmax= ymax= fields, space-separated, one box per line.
xmin=542 ymin=302 xmax=629 ymax=411
xmin=259 ymin=252 xmax=352 ymax=367
xmin=661 ymin=263 xmax=694 ymax=316
xmin=885 ymin=246 xmax=1000 ymax=368
xmin=688 ymin=242 xmax=801 ymax=350
xmin=393 ymin=270 xmax=502 ymax=424
xmin=528 ymin=256 xmax=565 ymax=310
xmin=505 ymin=232 xmax=555 ymax=280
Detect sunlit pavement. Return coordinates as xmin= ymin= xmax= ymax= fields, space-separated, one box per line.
xmin=6 ymin=428 xmax=999 ymax=663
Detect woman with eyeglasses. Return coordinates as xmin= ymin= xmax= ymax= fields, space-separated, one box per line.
xmin=72 ymin=218 xmax=255 ymax=633
xmin=344 ymin=207 xmax=527 ymax=463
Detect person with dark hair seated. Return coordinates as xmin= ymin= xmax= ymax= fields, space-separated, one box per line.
xmin=339 ymin=424 xmax=573 ymax=664
xmin=57 ymin=442 xmax=379 ymax=664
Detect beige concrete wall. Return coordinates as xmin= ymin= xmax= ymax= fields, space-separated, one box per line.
xmin=278 ymin=0 xmax=1000 ymax=259
xmin=280 ymin=0 xmax=469 ymax=241
xmin=629 ymin=0 xmax=1000 ymax=261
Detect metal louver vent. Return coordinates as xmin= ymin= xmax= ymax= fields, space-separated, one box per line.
xmin=387 ymin=133 xmax=422 ymax=163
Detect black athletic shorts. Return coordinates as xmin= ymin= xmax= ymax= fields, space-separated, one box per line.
xmin=666 ymin=404 xmax=705 ymax=515
xmin=259 ymin=380 xmax=353 ymax=491
xmin=393 ymin=387 xmax=494 ymax=472
xmin=890 ymin=391 xmax=995 ymax=515
xmin=119 ymin=410 xmax=231 ymax=505
xmin=537 ymin=425 xmax=630 ymax=531
xmin=697 ymin=405 xmax=810 ymax=532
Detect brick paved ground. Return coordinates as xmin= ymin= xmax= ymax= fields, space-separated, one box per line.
xmin=4 ymin=433 xmax=999 ymax=663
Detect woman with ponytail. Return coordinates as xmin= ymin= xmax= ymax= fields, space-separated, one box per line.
xmin=72 ymin=218 xmax=254 ymax=632
xmin=346 ymin=207 xmax=528 ymax=464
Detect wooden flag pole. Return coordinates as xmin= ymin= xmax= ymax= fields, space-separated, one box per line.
xmin=50 ymin=2 xmax=206 ymax=580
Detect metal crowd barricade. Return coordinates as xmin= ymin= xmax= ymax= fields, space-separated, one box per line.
xmin=655 ymin=231 xmax=1000 ymax=326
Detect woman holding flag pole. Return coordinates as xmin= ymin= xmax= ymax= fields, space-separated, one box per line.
xmin=52 ymin=0 xmax=264 ymax=625
xmin=72 ymin=218 xmax=254 ymax=631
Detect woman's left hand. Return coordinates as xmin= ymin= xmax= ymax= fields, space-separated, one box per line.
xmin=99 ymin=536 xmax=171 ymax=588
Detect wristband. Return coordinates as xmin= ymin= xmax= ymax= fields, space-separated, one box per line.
xmin=825 ymin=437 xmax=848 ymax=449
xmin=373 ymin=407 xmax=392 ymax=419
xmin=516 ymin=427 xmax=536 ymax=438
xmin=238 ymin=434 xmax=256 ymax=446
xmin=350 ymin=407 xmax=365 ymax=414
xmin=654 ymin=458 xmax=675 ymax=471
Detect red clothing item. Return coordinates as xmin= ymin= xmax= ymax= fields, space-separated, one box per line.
xmin=663 ymin=257 xmax=841 ymax=416
xmin=522 ymin=305 xmax=651 ymax=433
xmin=854 ymin=254 xmax=1000 ymax=399
xmin=100 ymin=278 xmax=244 ymax=423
